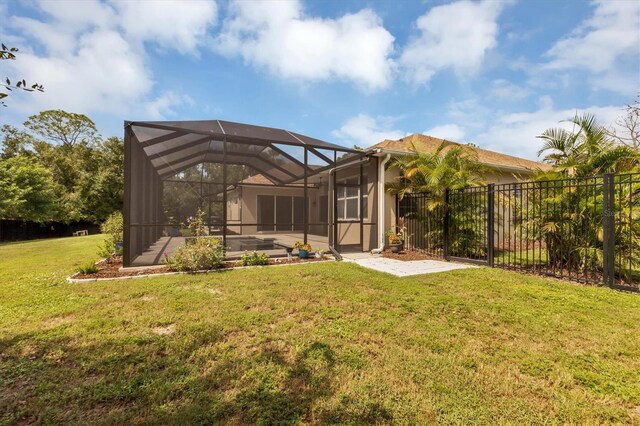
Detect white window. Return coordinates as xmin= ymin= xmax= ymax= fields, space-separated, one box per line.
xmin=337 ymin=176 xmax=367 ymax=220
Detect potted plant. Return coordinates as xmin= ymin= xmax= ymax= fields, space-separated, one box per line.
xmin=387 ymin=218 xmax=408 ymax=253
xmin=293 ymin=241 xmax=312 ymax=259
xmin=386 ymin=229 xmax=403 ymax=253
xmin=315 ymin=248 xmax=326 ymax=259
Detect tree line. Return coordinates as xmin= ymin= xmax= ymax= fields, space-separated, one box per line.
xmin=0 ymin=110 xmax=123 ymax=224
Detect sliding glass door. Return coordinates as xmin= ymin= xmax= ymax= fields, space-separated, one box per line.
xmin=257 ymin=195 xmax=304 ymax=232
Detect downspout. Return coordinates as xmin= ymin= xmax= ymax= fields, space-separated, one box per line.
xmin=371 ymin=153 xmax=391 ymax=254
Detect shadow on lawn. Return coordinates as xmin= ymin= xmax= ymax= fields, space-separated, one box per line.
xmin=0 ymin=329 xmax=392 ymax=425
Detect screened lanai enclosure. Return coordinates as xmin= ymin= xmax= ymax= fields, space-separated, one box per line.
xmin=123 ymin=120 xmax=377 ymax=267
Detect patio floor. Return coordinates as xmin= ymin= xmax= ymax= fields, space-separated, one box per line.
xmin=342 ymin=254 xmax=474 ymax=277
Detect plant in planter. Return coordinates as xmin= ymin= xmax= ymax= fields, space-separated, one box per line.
xmin=77 ymin=261 xmax=98 ymax=275
xmin=386 ymin=217 xmax=409 ymax=253
xmin=315 ymin=248 xmax=327 ymax=259
xmin=241 ymin=251 xmax=270 ymax=266
xmin=386 ymin=229 xmax=403 ymax=253
xmin=293 ymin=241 xmax=313 ymax=259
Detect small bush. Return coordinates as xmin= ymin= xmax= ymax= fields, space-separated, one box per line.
xmin=77 ymin=261 xmax=98 ymax=275
xmin=186 ymin=208 xmax=206 ymax=237
xmin=241 ymin=251 xmax=270 ymax=266
xmin=98 ymin=211 xmax=124 ymax=258
xmin=165 ymin=237 xmax=225 ymax=272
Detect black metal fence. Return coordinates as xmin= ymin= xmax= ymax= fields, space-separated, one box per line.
xmin=398 ymin=172 xmax=640 ymax=291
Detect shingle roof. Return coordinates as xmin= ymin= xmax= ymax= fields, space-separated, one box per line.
xmin=370 ymin=133 xmax=551 ymax=172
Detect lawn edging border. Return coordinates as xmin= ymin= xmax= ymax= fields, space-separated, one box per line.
xmin=67 ymin=258 xmax=335 ymax=283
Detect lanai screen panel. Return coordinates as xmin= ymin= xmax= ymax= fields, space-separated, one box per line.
xmin=123 ymin=119 xmax=363 ymax=267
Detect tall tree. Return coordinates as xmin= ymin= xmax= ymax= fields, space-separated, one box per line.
xmin=1 ymin=111 xmax=124 ymax=223
xmin=76 ymin=137 xmax=124 ymax=222
xmin=0 ymin=124 xmax=36 ymax=159
xmin=24 ymin=110 xmax=99 ymax=147
xmin=0 ymin=156 xmax=58 ymax=221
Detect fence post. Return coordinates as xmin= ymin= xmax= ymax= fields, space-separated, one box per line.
xmin=602 ymin=173 xmax=615 ymax=287
xmin=443 ymin=188 xmax=450 ymax=260
xmin=487 ymin=184 xmax=495 ymax=267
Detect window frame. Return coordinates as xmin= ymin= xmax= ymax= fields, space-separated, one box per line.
xmin=336 ymin=176 xmax=368 ymax=220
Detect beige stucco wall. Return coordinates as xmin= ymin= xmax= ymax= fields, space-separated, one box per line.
xmin=228 ymin=185 xmax=326 ymax=236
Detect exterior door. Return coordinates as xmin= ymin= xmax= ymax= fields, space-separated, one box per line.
xmin=257 ymin=195 xmax=275 ymax=231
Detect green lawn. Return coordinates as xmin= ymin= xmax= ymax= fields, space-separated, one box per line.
xmin=1 ymin=235 xmax=640 ymax=425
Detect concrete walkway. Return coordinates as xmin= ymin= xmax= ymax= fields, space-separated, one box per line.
xmin=343 ymin=253 xmax=474 ymax=277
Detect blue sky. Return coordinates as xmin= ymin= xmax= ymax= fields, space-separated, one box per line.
xmin=1 ymin=0 xmax=638 ymax=160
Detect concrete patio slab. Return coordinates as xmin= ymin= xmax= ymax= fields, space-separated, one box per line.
xmin=344 ymin=255 xmax=474 ymax=277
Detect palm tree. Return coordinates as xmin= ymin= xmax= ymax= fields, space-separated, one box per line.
xmin=536 ymin=113 xmax=640 ymax=276
xmin=537 ymin=113 xmax=640 ymax=177
xmin=386 ymin=141 xmax=487 ymax=258
xmin=386 ymin=140 xmax=486 ymax=206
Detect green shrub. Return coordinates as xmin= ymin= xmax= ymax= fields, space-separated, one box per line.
xmin=165 ymin=237 xmax=225 ymax=272
xmin=97 ymin=211 xmax=123 ymax=258
xmin=241 ymin=251 xmax=270 ymax=266
xmin=77 ymin=261 xmax=98 ymax=274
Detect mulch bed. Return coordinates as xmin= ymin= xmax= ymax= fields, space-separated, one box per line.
xmin=74 ymin=255 xmax=328 ymax=279
xmin=382 ymin=250 xmax=443 ymax=262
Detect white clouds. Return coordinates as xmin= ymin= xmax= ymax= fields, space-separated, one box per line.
xmin=213 ymin=0 xmax=395 ymax=91
xmin=424 ymin=124 xmax=465 ymax=141
xmin=474 ymin=97 xmax=626 ymax=160
xmin=37 ymin=0 xmax=115 ymax=31
xmin=399 ymin=0 xmax=508 ymax=85
xmin=488 ymin=79 xmax=530 ymax=101
xmin=543 ymin=0 xmax=640 ymax=94
xmin=113 ymin=1 xmax=218 ymax=53
xmin=5 ymin=0 xmax=217 ymax=117
xmin=144 ymin=91 xmax=195 ymax=120
xmin=545 ymin=0 xmax=639 ymax=72
xmin=332 ymin=114 xmax=406 ymax=147
xmin=7 ymin=29 xmax=153 ymax=113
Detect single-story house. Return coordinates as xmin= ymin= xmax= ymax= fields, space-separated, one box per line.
xmin=123 ymin=120 xmax=549 ymax=267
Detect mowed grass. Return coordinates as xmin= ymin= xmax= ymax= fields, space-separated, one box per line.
xmin=1 ymin=236 xmax=640 ymax=425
